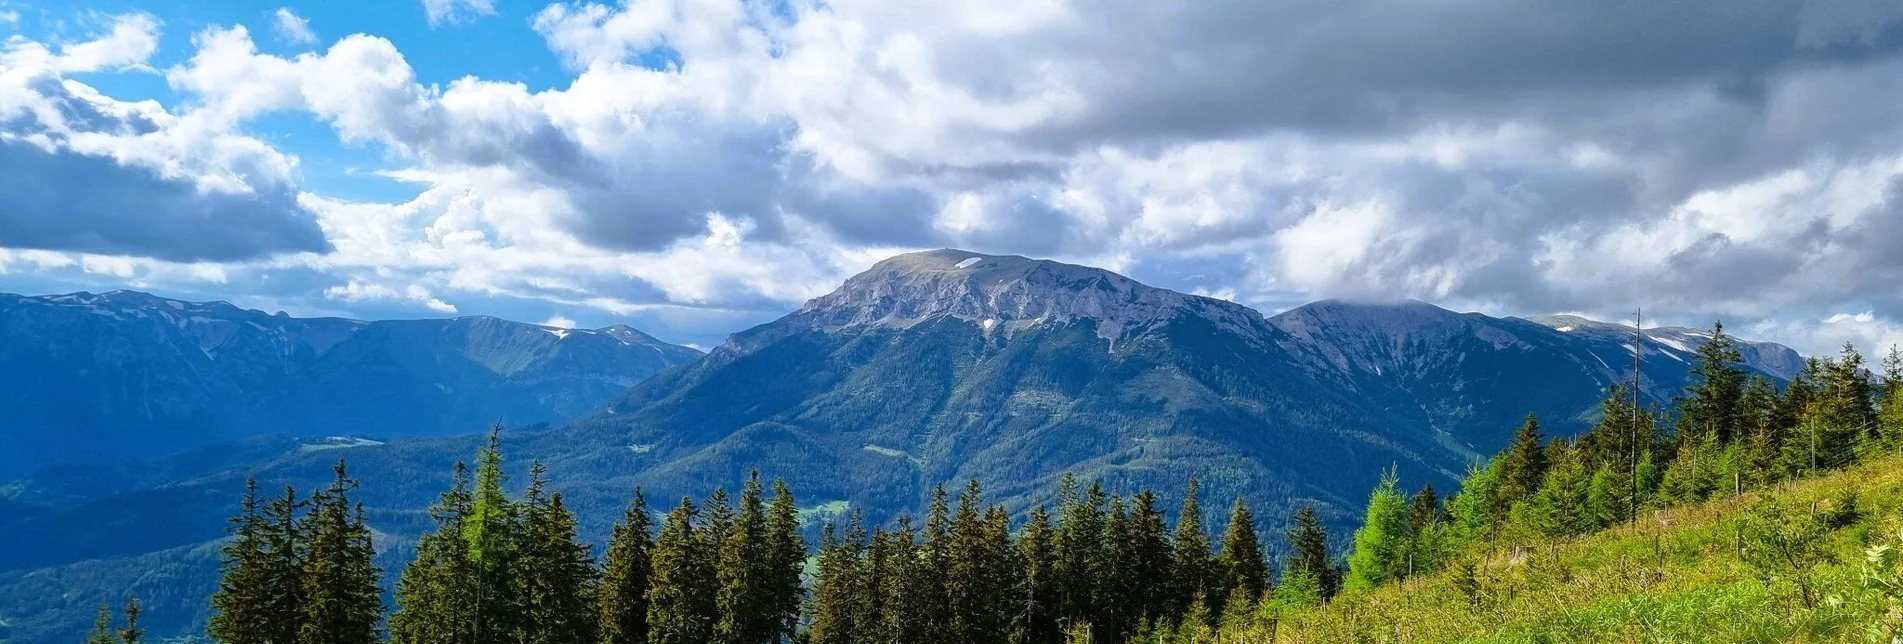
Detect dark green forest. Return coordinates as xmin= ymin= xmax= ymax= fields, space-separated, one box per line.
xmin=149 ymin=323 xmax=1903 ymax=644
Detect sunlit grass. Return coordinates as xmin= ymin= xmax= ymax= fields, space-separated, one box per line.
xmin=1262 ymin=457 xmax=1903 ymax=643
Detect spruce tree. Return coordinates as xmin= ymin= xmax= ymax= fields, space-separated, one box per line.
xmin=1496 ymin=414 xmax=1549 ymax=510
xmin=946 ymin=481 xmax=1005 ymax=643
xmin=1125 ymin=490 xmax=1175 ymax=624
xmin=917 ymin=486 xmax=954 ymax=643
xmin=1344 ymin=469 xmax=1408 ymax=593
xmin=261 ymin=485 xmax=307 ymax=644
xmin=858 ymin=525 xmax=898 ymax=644
xmin=982 ymin=505 xmax=1023 ymax=643
xmin=1169 ymin=478 xmax=1214 ymax=618
xmin=1284 ymin=505 xmax=1335 ymax=600
xmin=807 ymin=519 xmax=861 ymax=644
xmin=1093 ymin=494 xmax=1136 ymax=640
xmin=1679 ymin=321 xmax=1747 ymax=445
xmin=716 ymin=474 xmax=771 ymax=644
xmin=1405 ymin=484 xmax=1445 ymax=536
xmin=649 ymin=498 xmax=716 ymax=644
xmin=1215 ymin=498 xmax=1269 ymax=604
xmin=1522 ymin=444 xmax=1591 ymax=538
xmin=891 ymin=515 xmax=934 ymax=644
xmin=518 ymin=489 xmax=598 ymax=644
xmin=1053 ymin=479 xmax=1107 ymax=631
xmin=119 ymin=599 xmax=144 ymax=644
xmin=762 ymin=480 xmax=805 ymax=643
xmin=391 ymin=462 xmax=478 ymax=644
xmin=208 ymin=478 xmax=272 ymax=644
xmin=88 ymin=604 xmax=116 ymax=644
xmin=599 ymin=490 xmax=654 ymax=644
xmin=1014 ymin=507 xmax=1061 ymax=644
xmin=297 ymin=461 xmax=382 ymax=644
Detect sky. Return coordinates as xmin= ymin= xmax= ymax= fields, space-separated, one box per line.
xmin=3 ymin=0 xmax=1903 ymax=353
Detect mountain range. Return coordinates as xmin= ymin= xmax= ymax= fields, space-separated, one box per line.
xmin=0 ymin=290 xmax=702 ymax=477
xmin=0 ymin=250 xmax=1803 ymax=643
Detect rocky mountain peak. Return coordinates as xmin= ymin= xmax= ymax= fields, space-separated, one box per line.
xmin=790 ymin=249 xmax=1267 ymax=341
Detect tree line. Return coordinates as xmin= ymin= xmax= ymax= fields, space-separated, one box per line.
xmin=1339 ymin=324 xmax=1903 ymax=591
xmin=203 ymin=442 xmax=1340 ymax=643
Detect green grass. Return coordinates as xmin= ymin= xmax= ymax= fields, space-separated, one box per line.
xmin=1265 ymin=458 xmax=1903 ymax=643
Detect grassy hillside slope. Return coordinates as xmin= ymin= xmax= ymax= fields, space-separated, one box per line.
xmin=1272 ymin=457 xmax=1903 ymax=643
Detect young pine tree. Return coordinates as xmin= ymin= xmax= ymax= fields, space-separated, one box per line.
xmin=297 ymin=462 xmax=383 ymax=644
xmin=598 ymin=490 xmax=654 ymax=644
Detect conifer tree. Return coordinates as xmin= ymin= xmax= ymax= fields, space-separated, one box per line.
xmin=1093 ymin=494 xmax=1136 ymax=640
xmin=463 ymin=428 xmax=521 ymax=642
xmin=1014 ymin=507 xmax=1061 ymax=644
xmin=716 ymin=475 xmax=770 ymax=644
xmin=858 ymin=524 xmax=898 ymax=644
xmin=1125 ymin=490 xmax=1175 ymax=624
xmin=917 ymin=487 xmax=954 ymax=644
xmin=391 ymin=462 xmax=477 ymax=644
xmin=1584 ymin=463 xmax=1626 ymax=530
xmin=261 ymin=485 xmax=307 ymax=644
xmin=1344 ymin=470 xmax=1408 ymax=593
xmin=763 ymin=480 xmax=805 ymax=643
xmin=1215 ymin=498 xmax=1269 ymax=605
xmin=599 ymin=490 xmax=654 ymax=644
xmin=1447 ymin=460 xmax=1502 ymax=547
xmin=1052 ymin=476 xmax=1105 ymax=629
xmin=890 ymin=515 xmax=934 ymax=644
xmin=1405 ymin=484 xmax=1445 ymax=535
xmin=1522 ymin=444 xmax=1591 ymax=537
xmin=1273 ymin=566 xmax=1322 ymax=609
xmin=946 ymin=481 xmax=1005 ymax=643
xmin=518 ymin=489 xmax=597 ymax=644
xmin=120 ymin=599 xmax=144 ymax=644
xmin=1169 ymin=478 xmax=1216 ymax=621
xmin=982 ymin=504 xmax=1023 ymax=643
xmin=297 ymin=461 xmax=382 ymax=644
xmin=807 ymin=517 xmax=862 ymax=644
xmin=1496 ymin=414 xmax=1549 ymax=510
xmin=649 ymin=498 xmax=715 ymax=644
xmin=208 ymin=478 xmax=272 ymax=644
xmin=88 ymin=604 xmax=117 ymax=644
xmin=1678 ymin=321 xmax=1747 ymax=445
xmin=1284 ymin=505 xmax=1335 ymax=600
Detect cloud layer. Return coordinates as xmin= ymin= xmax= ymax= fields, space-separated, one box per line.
xmin=5 ymin=0 xmax=1903 ymax=353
